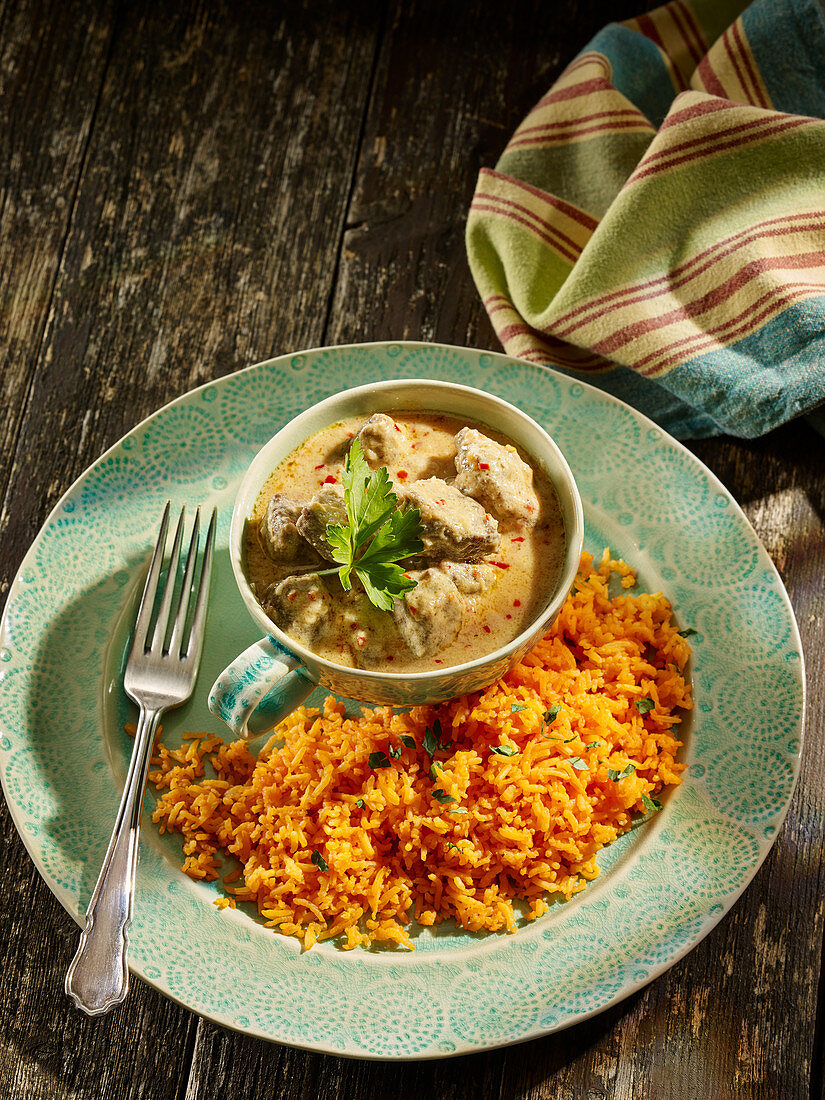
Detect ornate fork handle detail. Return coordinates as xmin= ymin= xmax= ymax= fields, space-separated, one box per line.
xmin=65 ymin=705 xmax=163 ymax=1015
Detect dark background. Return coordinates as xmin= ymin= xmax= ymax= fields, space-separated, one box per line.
xmin=1 ymin=1 xmax=823 ymax=1097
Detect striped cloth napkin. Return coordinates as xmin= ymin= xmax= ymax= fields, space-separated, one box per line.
xmin=466 ymin=0 xmax=825 ymax=438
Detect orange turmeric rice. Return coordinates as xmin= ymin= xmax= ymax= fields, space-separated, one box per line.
xmin=149 ymin=551 xmax=691 ymax=950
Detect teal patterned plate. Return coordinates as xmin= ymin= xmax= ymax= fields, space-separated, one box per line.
xmin=0 ymin=343 xmax=805 ymax=1058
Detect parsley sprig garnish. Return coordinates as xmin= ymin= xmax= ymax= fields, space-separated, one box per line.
xmin=423 ymin=719 xmax=452 ymax=758
xmin=608 ymin=763 xmax=636 ymax=781
xmin=318 ymin=438 xmax=424 ymax=610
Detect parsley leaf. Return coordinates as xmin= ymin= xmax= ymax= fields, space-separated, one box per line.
xmin=511 ymin=703 xmax=527 ymax=713
xmin=567 ymin=756 xmax=589 ymax=771
xmin=491 ymin=744 xmax=518 ymax=757
xmin=544 ymin=704 xmax=561 ymax=724
xmin=368 ymin=751 xmax=391 ymax=769
xmin=388 ymin=743 xmax=401 ymax=759
xmin=449 ymin=807 xmax=469 ymax=814
xmin=311 ymin=850 xmax=329 ymax=873
xmin=642 ymin=792 xmax=663 ymax=813
xmin=354 ymin=799 xmax=366 ymax=809
xmin=432 ymin=789 xmax=457 ymax=804
xmin=423 ymin=726 xmax=439 ymax=758
xmin=586 ymin=740 xmax=604 ymax=749
xmin=636 ymin=697 xmax=655 ymax=714
xmin=324 ymin=438 xmax=424 ymax=610
xmin=608 ymin=763 xmax=636 ymax=781
xmin=678 ymin=627 xmax=697 ymax=638
xmin=423 ymin=719 xmax=452 ymax=757
xmin=429 ymin=763 xmax=440 ymax=782
xmin=400 ymin=735 xmax=416 ymax=750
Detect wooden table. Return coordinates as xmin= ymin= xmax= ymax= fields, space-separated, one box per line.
xmin=1 ymin=1 xmax=822 ymax=1096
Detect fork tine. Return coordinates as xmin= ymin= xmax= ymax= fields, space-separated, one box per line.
xmin=167 ymin=508 xmax=200 ymax=658
xmin=150 ymin=505 xmax=186 ymax=654
xmin=129 ymin=501 xmax=171 ymax=657
xmin=182 ymin=507 xmax=217 ymax=663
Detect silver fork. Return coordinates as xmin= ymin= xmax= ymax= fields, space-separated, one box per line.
xmin=65 ymin=501 xmax=217 ymax=1016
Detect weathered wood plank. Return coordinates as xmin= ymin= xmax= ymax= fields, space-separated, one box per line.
xmin=1 ymin=0 xmax=382 ymax=557
xmin=0 ymin=0 xmax=115 ymax=562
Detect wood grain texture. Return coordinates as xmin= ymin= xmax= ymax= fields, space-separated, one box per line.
xmin=0 ymin=0 xmax=115 ymax=564
xmin=0 ymin=0 xmax=822 ymax=1096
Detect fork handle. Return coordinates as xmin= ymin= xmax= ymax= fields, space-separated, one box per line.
xmin=65 ymin=704 xmax=163 ymax=1015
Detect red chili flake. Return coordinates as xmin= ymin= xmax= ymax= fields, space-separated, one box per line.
xmin=350 ymin=622 xmax=357 ymax=630
xmin=434 ymin=658 xmax=443 ymax=664
xmin=489 ymin=561 xmax=510 ymax=569
xmin=314 ymin=463 xmax=325 ymax=470
xmin=386 ymin=655 xmax=394 ymax=661
xmin=323 ymin=475 xmax=338 ymax=484
xmin=513 ymin=599 xmax=521 ymax=607
xmin=479 ymin=462 xmax=490 ymax=470
xmin=346 ymin=431 xmax=354 ymax=438
xmin=394 ymin=424 xmax=402 ymax=432
xmin=308 ymin=593 xmax=316 ymax=601
xmin=506 ymin=614 xmax=512 ymax=620
xmin=397 ymin=470 xmax=408 ymax=480
xmin=287 ymin=592 xmax=296 ymax=602
xmin=525 ymin=504 xmax=535 ymax=513
xmin=483 ymin=624 xmax=491 ymax=634
xmin=512 ymin=536 xmax=525 ymax=543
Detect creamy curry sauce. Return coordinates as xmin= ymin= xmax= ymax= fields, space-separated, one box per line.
xmin=245 ymin=412 xmax=566 ymax=673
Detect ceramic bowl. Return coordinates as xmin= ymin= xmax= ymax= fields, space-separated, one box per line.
xmin=209 ymin=378 xmax=583 ymax=736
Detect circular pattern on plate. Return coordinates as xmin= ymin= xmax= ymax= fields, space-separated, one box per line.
xmin=449 ymin=969 xmax=546 ymax=1046
xmin=704 ymin=743 xmax=796 ymax=823
xmin=139 ymin=404 xmax=228 ymax=483
xmin=78 ymin=454 xmax=166 ymax=536
xmin=0 ymin=342 xmax=804 ymax=1059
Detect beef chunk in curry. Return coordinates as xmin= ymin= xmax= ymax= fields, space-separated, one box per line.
xmin=454 ymin=427 xmax=541 ymax=526
xmin=258 ymin=493 xmax=319 ymax=564
xmin=439 ymin=560 xmax=496 ymax=595
xmin=336 ymin=590 xmax=400 ymax=669
xmin=295 ymin=484 xmax=348 ymax=561
xmin=262 ymin=573 xmax=330 ymax=647
xmin=355 ymin=413 xmax=405 ymax=470
xmin=399 ymin=478 xmax=500 ymax=562
xmin=392 ymin=568 xmax=463 ymax=658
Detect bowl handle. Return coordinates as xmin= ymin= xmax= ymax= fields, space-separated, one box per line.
xmin=208 ymin=636 xmax=316 ymax=738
